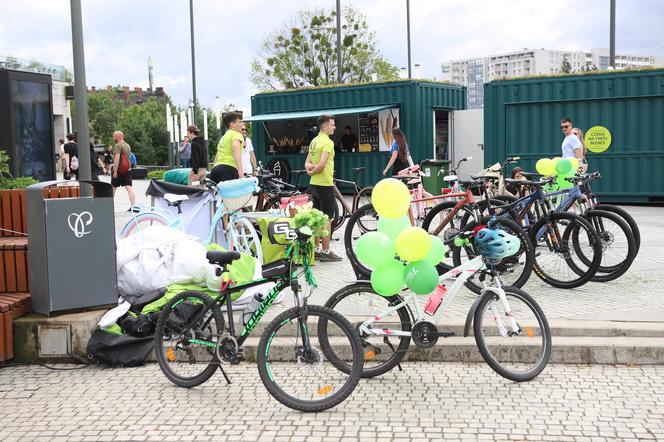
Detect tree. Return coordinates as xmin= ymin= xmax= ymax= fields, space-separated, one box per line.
xmin=87 ymin=91 xmax=124 ymax=144
xmin=116 ymin=97 xmax=169 ymax=165
xmin=561 ymin=56 xmax=572 ymax=74
xmin=250 ymin=5 xmax=399 ymax=90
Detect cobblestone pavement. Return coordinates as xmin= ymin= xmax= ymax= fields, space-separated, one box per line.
xmin=112 ymin=176 xmax=664 ymax=325
xmin=1 ymin=362 xmax=663 ymax=441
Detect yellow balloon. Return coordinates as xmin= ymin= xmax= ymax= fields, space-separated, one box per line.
xmin=395 ymin=226 xmax=431 ymax=262
xmin=569 ymin=157 xmax=579 ymax=171
xmin=536 ymin=158 xmax=555 ymax=176
xmin=552 ymin=157 xmax=561 ymax=166
xmin=372 ymin=178 xmax=411 ymax=219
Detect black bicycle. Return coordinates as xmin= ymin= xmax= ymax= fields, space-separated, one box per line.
xmin=153 ymin=225 xmax=364 ymax=412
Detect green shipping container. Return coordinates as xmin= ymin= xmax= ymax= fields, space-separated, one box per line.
xmin=484 ymin=68 xmax=664 ymax=203
xmin=248 ymin=80 xmax=465 ymax=189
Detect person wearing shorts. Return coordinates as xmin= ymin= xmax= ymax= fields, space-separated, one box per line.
xmin=305 ymin=114 xmax=342 ymax=262
xmin=111 ymin=130 xmax=137 ymax=211
xmin=187 ymin=124 xmax=208 ymax=186
xmin=210 ymin=112 xmax=244 ymax=184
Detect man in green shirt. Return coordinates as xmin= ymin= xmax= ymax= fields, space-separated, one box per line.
xmin=211 ymin=111 xmax=244 ymax=183
xmin=305 ymin=115 xmax=342 ymax=262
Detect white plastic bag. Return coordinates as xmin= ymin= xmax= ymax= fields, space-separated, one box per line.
xmin=170 ymin=240 xmax=208 ymax=284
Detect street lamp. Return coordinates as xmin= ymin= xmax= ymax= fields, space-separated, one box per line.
xmin=189 ymin=0 xmax=198 ymax=125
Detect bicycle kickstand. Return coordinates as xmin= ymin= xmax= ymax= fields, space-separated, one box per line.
xmin=218 ymin=365 xmax=232 ymax=385
xmin=383 ymin=336 xmax=403 ymax=372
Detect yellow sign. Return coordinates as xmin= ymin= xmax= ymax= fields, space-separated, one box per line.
xmin=585 ymin=126 xmax=612 ymax=153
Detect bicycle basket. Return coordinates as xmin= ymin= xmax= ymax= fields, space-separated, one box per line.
xmin=218 ymin=177 xmax=257 ymax=211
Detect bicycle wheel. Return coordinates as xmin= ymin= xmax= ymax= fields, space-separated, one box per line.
xmin=452 ymin=217 xmax=535 ymax=295
xmin=422 ymin=201 xmax=477 ymax=274
xmin=330 ymin=192 xmax=348 ymax=233
xmin=344 ymin=203 xmax=380 ymax=277
xmin=573 ymin=209 xmax=636 ymax=282
xmin=322 ymin=282 xmax=411 ymax=378
xmin=473 ymin=286 xmax=551 ymax=382
xmin=529 ymin=212 xmax=602 ymax=289
xmin=354 ymin=186 xmax=373 ymax=215
xmin=227 ymin=216 xmax=263 ymax=263
xmin=596 ymin=203 xmax=641 ymax=255
xmin=154 ymin=290 xmax=224 ymax=388
xmin=119 ymin=212 xmax=170 ymax=238
xmin=256 ymin=305 xmax=363 ymax=412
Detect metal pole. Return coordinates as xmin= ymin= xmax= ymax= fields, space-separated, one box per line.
xmin=336 ymin=0 xmax=342 ymax=83
xmin=189 ymin=0 xmax=198 ymax=125
xmin=609 ymin=0 xmax=616 ymax=68
xmin=407 ymin=0 xmax=412 ymax=78
xmin=70 ymin=0 xmax=91 ymax=195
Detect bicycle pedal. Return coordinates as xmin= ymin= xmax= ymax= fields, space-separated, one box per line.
xmin=436 ymin=331 xmax=456 ymax=338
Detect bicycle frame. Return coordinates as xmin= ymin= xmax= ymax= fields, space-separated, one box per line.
xmin=358 ymin=256 xmax=520 ymax=338
xmin=423 ymin=189 xmax=479 ymax=235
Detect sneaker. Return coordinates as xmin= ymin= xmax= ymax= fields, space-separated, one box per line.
xmin=314 ymin=250 xmax=323 ymax=259
xmin=127 ymin=206 xmax=140 ymax=213
xmin=318 ymin=250 xmax=342 ymax=262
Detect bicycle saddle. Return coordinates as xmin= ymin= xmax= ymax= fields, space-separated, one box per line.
xmin=504 ymin=178 xmax=543 ymax=187
xmin=164 ymin=193 xmax=189 ymax=204
xmin=206 ymin=251 xmax=242 ymax=266
xmin=352 ymin=167 xmax=366 ymax=174
xmin=520 ymin=172 xmax=542 ymax=179
xmin=443 ymin=174 xmax=459 ymax=182
xmin=470 ymin=173 xmax=498 ymax=181
xmin=291 ymin=169 xmax=307 ymax=177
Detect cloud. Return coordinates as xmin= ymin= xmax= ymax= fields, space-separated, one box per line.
xmin=1 ymin=0 xmax=662 ymax=114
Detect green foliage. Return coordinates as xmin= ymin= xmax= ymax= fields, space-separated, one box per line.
xmin=116 ymin=97 xmax=170 ymax=165
xmin=87 ymin=91 xmax=124 ymax=143
xmin=251 ymin=5 xmax=399 ymax=89
xmin=0 ymin=176 xmax=38 ymax=189
xmin=561 ymin=57 xmax=572 ymax=74
xmin=0 ymin=151 xmax=11 ymax=178
xmin=147 ymin=169 xmax=167 ymax=180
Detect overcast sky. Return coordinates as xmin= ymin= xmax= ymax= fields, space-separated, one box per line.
xmin=1 ymin=0 xmax=662 ymax=114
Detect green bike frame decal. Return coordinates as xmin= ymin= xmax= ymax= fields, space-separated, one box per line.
xmin=189 ymin=339 xmax=216 ymax=348
xmin=239 ymin=280 xmax=287 ymax=337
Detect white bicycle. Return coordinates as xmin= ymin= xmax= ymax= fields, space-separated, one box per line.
xmin=119 ymin=178 xmax=263 ymax=263
xmin=323 ymin=228 xmax=551 ymax=382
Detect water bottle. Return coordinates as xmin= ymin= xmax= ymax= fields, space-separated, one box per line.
xmin=243 ymin=292 xmax=265 ymax=324
xmin=424 ymin=284 xmax=446 ymax=316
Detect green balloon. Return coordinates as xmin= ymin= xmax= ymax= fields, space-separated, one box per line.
xmin=378 ymin=216 xmax=410 ymax=241
xmin=371 ymin=260 xmax=405 ymax=297
xmin=557 ymin=175 xmax=574 ymax=189
xmin=424 ymin=235 xmax=446 ymax=266
xmin=405 ymin=261 xmax=439 ymax=295
xmin=356 ymin=232 xmax=395 ymax=269
xmin=555 ymin=158 xmax=572 ymax=175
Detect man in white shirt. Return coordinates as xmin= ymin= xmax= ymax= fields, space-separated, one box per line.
xmin=241 ymin=125 xmax=257 ymax=176
xmin=560 ymin=117 xmax=583 ymax=161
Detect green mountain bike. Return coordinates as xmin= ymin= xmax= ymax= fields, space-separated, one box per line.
xmin=153 ymin=225 xmax=363 ymax=412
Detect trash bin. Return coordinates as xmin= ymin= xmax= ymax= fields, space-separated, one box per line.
xmin=27 ymin=181 xmax=117 ymax=316
xmin=420 ymin=159 xmax=450 ymax=196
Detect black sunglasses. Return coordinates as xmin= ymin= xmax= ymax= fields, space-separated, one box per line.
xmin=560 ymin=125 xmax=571 ymax=129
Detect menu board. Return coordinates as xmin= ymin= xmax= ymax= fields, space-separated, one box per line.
xmin=358 ymin=113 xmax=379 ymax=152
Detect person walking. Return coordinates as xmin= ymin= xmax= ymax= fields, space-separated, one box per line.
xmin=210 ymin=112 xmax=244 ymax=183
xmin=56 ymin=138 xmax=66 ymax=174
xmin=111 ymin=131 xmax=137 ymax=211
xmin=187 ymin=125 xmax=208 ymax=186
xmin=383 ymin=127 xmax=412 ymax=176
xmin=63 ymin=133 xmax=79 ymax=181
xmin=560 ymin=117 xmax=583 ymax=162
xmin=102 ymin=144 xmax=113 ymax=175
xmin=89 ymin=141 xmax=100 ymax=181
xmin=572 ymin=127 xmax=589 ymax=172
xmin=178 ymin=136 xmax=191 ymax=168
xmin=305 ymin=114 xmax=342 ymax=262
xmin=241 ymin=125 xmax=257 ymax=176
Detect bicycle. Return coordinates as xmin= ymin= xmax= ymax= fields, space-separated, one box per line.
xmin=153 ymin=225 xmax=364 ymax=412
xmin=119 ymin=178 xmax=263 ymax=264
xmin=465 ymin=175 xmax=603 ymax=289
xmin=323 ymin=223 xmax=551 ymax=382
xmin=254 ymin=164 xmax=309 ymax=212
xmin=327 ymin=167 xmax=373 ymax=233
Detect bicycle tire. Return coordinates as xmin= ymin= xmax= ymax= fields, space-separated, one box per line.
xmin=422 ymin=201 xmax=478 ymax=274
xmin=529 ymin=212 xmax=602 ymax=289
xmin=154 ymin=290 xmax=224 ymax=388
xmin=119 ymin=212 xmax=170 ymax=238
xmin=331 ymin=191 xmax=348 ymax=233
xmin=458 ymin=198 xmax=514 ymax=228
xmin=354 ymin=186 xmax=373 ymax=214
xmin=473 ymin=286 xmax=551 ymax=382
xmin=321 ymin=282 xmax=412 ymax=378
xmin=573 ymin=209 xmax=636 ymax=282
xmin=344 ymin=203 xmax=380 ymax=278
xmin=452 ymin=217 xmax=535 ymax=295
xmin=256 ymin=305 xmax=363 ymax=412
xmin=596 ymin=204 xmax=641 ymax=255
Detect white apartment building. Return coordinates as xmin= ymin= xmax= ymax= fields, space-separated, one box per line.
xmin=441 ymin=48 xmax=664 ymax=109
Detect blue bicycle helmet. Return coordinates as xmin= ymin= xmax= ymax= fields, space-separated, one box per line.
xmin=474 ymin=228 xmax=521 ymax=260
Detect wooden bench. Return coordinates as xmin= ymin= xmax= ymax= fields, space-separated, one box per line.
xmin=0 ymin=185 xmax=79 ymax=362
